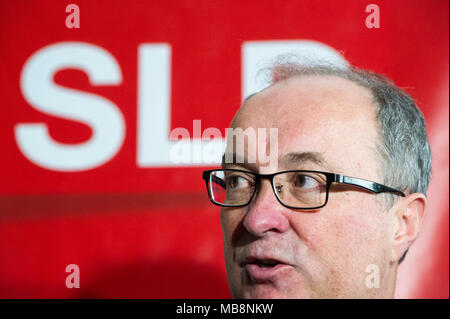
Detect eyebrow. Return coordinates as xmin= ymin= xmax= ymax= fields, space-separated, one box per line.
xmin=221 ymin=153 xmax=259 ymax=171
xmin=281 ymin=151 xmax=328 ymax=167
xmin=221 ymin=151 xmax=334 ymax=171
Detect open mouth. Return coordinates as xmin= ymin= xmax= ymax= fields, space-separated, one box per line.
xmin=242 ymin=257 xmax=290 ymax=280
xmin=244 ymin=257 xmax=283 ymax=268
xmin=255 ymin=259 xmax=280 ymax=268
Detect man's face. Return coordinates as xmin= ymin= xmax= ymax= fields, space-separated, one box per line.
xmin=221 ymin=75 xmax=397 ymax=298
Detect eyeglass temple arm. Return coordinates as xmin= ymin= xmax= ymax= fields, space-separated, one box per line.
xmin=334 ymin=174 xmax=405 ymax=197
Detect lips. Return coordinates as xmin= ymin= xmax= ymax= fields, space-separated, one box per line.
xmin=241 ymin=256 xmax=292 ymax=281
xmin=243 ymin=257 xmax=283 ymax=267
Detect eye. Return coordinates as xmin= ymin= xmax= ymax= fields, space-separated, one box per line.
xmin=225 ymin=174 xmax=252 ymax=190
xmin=294 ymin=174 xmax=321 ymax=189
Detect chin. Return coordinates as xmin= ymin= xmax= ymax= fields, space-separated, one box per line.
xmin=244 ymin=288 xmax=285 ymax=299
xmin=229 ymin=268 xmax=311 ymax=299
xmin=238 ymin=285 xmax=305 ymax=299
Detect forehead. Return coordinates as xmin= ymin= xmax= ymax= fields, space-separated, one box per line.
xmin=230 ymin=75 xmax=382 ymax=180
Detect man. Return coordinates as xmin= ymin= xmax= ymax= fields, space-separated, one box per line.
xmin=202 ymin=57 xmax=431 ymax=298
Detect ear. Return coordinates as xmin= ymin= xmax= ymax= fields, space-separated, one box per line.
xmin=390 ymin=193 xmax=427 ymax=264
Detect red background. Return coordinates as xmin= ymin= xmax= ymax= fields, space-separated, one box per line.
xmin=0 ymin=0 xmax=448 ymax=298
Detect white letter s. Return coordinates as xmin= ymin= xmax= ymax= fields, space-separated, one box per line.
xmin=16 ymin=42 xmax=125 ymax=171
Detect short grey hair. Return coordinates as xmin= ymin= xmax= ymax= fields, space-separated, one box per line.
xmin=259 ymin=56 xmax=432 ymax=209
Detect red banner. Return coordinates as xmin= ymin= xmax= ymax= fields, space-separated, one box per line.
xmin=0 ymin=0 xmax=448 ymax=298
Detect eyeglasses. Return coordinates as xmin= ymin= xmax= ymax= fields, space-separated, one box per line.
xmin=202 ymin=169 xmax=405 ymax=210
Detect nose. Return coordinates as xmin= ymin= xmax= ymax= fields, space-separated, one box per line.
xmin=243 ymin=180 xmax=290 ymax=237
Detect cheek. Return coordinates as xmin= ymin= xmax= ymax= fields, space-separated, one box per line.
xmin=220 ymin=208 xmax=246 ymax=249
xmin=297 ymin=195 xmax=391 ymax=294
xmin=324 ymin=198 xmax=389 ymax=259
xmin=220 ymin=208 xmax=247 ymax=298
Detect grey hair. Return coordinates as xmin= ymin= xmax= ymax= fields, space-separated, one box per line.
xmin=260 ymin=55 xmax=432 ymax=209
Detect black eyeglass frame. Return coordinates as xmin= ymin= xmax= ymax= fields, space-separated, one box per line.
xmin=202 ymin=169 xmax=406 ymax=210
